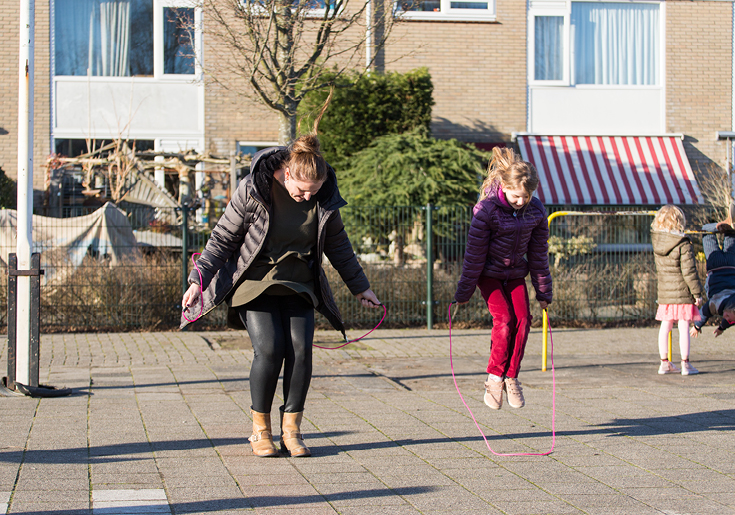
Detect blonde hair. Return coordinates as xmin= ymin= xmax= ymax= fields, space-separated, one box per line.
xmin=480 ymin=147 xmax=539 ymax=201
xmin=651 ymin=205 xmax=686 ymax=232
xmin=287 ymin=88 xmax=333 ymax=183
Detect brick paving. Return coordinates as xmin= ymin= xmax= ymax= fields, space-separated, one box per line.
xmin=1 ymin=325 xmax=735 ymax=514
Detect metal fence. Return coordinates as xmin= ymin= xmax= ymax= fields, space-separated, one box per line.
xmin=0 ymin=203 xmax=685 ymax=332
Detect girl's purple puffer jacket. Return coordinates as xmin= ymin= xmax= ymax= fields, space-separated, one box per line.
xmin=454 ymin=184 xmax=553 ymax=304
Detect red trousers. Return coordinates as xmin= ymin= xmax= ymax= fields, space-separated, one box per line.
xmin=478 ymin=276 xmax=532 ymax=379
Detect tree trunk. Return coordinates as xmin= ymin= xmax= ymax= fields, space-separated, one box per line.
xmin=278 ymin=109 xmax=297 ymax=145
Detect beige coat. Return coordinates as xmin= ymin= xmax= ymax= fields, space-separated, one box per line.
xmin=651 ymin=230 xmax=703 ymax=305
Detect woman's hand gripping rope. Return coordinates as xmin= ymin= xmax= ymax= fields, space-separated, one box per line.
xmin=182 ymin=253 xmax=204 ymax=323
xmin=448 ymin=301 xmax=556 ymax=457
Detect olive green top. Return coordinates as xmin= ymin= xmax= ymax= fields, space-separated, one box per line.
xmin=229 ymin=179 xmax=319 ymax=307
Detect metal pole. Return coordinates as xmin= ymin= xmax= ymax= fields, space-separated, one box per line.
xmin=365 ymin=0 xmax=373 ymax=69
xmin=16 ymin=0 xmax=35 ymax=387
xmin=542 ymin=309 xmax=548 ymax=372
xmin=182 ymin=207 xmax=189 ymax=300
xmin=230 ymin=151 xmax=237 ymax=198
xmin=426 ymin=203 xmax=433 ymax=330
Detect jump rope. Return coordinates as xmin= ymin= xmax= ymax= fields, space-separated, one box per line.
xmin=448 ymin=301 xmax=556 ymax=456
xmin=183 ymin=254 xmax=555 ymax=455
xmin=182 ymin=253 xmax=388 ymax=348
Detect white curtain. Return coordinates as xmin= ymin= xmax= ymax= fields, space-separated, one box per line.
xmin=535 ymin=16 xmax=563 ymax=81
xmin=55 ymin=0 xmax=131 ymax=76
xmin=572 ymin=2 xmax=659 ymax=85
xmin=96 ymin=1 xmax=131 ymax=76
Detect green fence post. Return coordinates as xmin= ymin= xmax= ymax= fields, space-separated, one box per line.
xmin=426 ymin=203 xmax=433 ymax=330
xmin=182 ymin=206 xmax=189 ymax=301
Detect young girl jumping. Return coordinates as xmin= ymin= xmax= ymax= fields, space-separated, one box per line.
xmin=651 ymin=205 xmax=703 ymax=376
xmin=691 ymin=202 xmax=735 ymax=340
xmin=454 ymin=147 xmax=552 ymax=410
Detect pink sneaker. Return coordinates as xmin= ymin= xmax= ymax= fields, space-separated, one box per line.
xmin=681 ymin=361 xmax=699 ymax=375
xmin=483 ymin=380 xmax=504 ymax=410
xmin=658 ymin=360 xmax=679 ymax=374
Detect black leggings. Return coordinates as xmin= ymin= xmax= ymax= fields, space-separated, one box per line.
xmin=238 ymin=294 xmax=314 ymax=414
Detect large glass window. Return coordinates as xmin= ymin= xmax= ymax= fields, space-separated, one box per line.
xmin=532 ymin=2 xmax=659 ymax=86
xmin=534 ymin=16 xmax=563 ymax=81
xmin=396 ymin=0 xmax=494 ymax=20
xmin=572 ymin=2 xmax=659 ymax=85
xmin=164 ymin=7 xmax=195 ymax=75
xmin=55 ymin=0 xmax=154 ymax=77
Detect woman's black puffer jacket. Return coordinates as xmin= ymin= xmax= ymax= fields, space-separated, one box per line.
xmin=179 ymin=147 xmax=370 ymax=337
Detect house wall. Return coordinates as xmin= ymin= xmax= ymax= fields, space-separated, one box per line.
xmin=1 ymin=1 xmax=733 ymax=191
xmin=667 ymin=1 xmax=732 ymax=173
xmin=203 ymin=0 xmax=527 ymax=152
xmin=0 ymin=0 xmax=52 ymax=191
xmin=384 ymin=0 xmax=527 ymax=145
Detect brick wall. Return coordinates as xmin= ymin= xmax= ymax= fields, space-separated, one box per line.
xmin=0 ymin=1 xmax=51 ymax=191
xmin=203 ymin=0 xmax=526 ymax=151
xmin=667 ymin=1 xmax=732 ymax=173
xmin=383 ymin=0 xmax=527 ymax=145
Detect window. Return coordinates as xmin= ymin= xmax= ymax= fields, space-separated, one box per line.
xmin=236 ymin=142 xmax=273 ymax=157
xmin=55 ymin=139 xmax=155 ymax=157
xmin=534 ymin=16 xmax=564 ymax=81
xmin=531 ymin=1 xmax=660 ymax=86
xmin=54 ymin=0 xmax=198 ymax=77
xmin=164 ymin=7 xmax=195 ymax=75
xmin=55 ymin=0 xmax=154 ymax=76
xmin=396 ymin=0 xmax=495 ymax=21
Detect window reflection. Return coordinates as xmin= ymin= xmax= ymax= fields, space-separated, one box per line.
xmin=55 ymin=0 xmax=153 ymax=77
xmin=164 ymin=7 xmax=195 ymax=75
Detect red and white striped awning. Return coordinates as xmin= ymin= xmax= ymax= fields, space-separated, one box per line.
xmin=516 ymin=135 xmax=703 ymax=205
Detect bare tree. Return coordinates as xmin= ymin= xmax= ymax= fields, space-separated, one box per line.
xmin=197 ymin=0 xmax=397 ymax=144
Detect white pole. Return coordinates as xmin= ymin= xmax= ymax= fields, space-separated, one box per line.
xmin=16 ymin=0 xmax=35 ymax=386
xmin=365 ymin=0 xmax=372 ymax=70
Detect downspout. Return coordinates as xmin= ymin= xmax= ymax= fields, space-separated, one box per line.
xmin=526 ymin=0 xmax=531 ymax=132
xmin=366 ymin=0 xmax=373 ymax=70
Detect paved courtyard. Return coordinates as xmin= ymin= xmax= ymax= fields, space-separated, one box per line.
xmin=1 ymin=324 xmax=735 ymax=514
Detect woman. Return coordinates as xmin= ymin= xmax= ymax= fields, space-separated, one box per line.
xmin=181 ymin=133 xmax=380 ymax=458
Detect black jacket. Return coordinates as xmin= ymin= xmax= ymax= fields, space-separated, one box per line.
xmin=180 ymin=146 xmax=370 ymax=336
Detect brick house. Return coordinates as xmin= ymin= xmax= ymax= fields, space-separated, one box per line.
xmin=0 ymin=0 xmax=731 ymax=206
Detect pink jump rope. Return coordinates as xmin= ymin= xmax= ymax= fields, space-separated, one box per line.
xmin=448 ymin=301 xmax=556 ymax=456
xmin=184 ymin=254 xmax=555 ymax=455
xmin=182 ymin=253 xmax=388 ymax=348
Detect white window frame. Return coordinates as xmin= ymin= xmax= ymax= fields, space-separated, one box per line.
xmin=395 ymin=0 xmax=496 ymax=22
xmin=51 ymin=0 xmax=202 ymax=81
xmin=528 ymin=0 xmax=664 ymax=89
xmin=237 ymin=141 xmax=279 ymax=156
xmin=240 ymin=0 xmax=343 ymax=20
xmin=528 ymin=8 xmax=570 ymax=87
xmin=156 ymin=0 xmax=203 ymax=79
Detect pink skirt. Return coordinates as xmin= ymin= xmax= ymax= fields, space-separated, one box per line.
xmin=656 ymin=303 xmax=701 ymax=322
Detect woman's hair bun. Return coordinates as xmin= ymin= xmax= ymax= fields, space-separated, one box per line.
xmin=290 ymin=134 xmax=321 ymax=155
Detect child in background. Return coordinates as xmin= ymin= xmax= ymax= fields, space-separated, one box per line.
xmin=691 ymin=202 xmax=735 ymax=340
xmin=454 ymin=147 xmax=552 ymax=410
xmin=651 ymin=205 xmax=703 ymax=376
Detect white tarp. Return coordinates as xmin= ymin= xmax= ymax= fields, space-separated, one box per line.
xmin=0 ymin=202 xmax=140 ymax=285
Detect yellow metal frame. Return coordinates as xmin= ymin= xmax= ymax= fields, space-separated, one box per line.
xmin=541 ymin=210 xmax=657 ymax=371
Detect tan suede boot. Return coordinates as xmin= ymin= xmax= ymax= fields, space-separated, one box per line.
xmin=280 ymin=409 xmax=311 ymax=457
xmin=249 ymin=410 xmax=279 ymax=457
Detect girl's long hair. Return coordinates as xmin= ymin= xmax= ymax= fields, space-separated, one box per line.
xmin=651 ymin=205 xmax=686 ymax=233
xmin=287 ymin=88 xmax=334 ymax=182
xmin=480 ymin=147 xmax=539 ymax=201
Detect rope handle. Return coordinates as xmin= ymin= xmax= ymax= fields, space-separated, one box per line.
xmin=182 ymin=252 xmax=204 ymax=323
